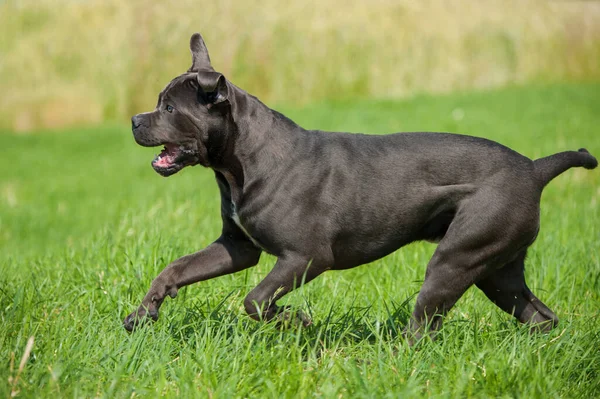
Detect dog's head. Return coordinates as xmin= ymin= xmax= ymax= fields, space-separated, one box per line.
xmin=131 ymin=33 xmax=234 ymax=177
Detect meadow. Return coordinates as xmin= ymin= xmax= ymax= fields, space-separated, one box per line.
xmin=2 ymin=0 xmax=600 ymax=131
xmin=1 ymin=82 xmax=599 ymax=398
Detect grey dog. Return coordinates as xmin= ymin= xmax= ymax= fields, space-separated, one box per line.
xmin=126 ymin=33 xmax=597 ymax=341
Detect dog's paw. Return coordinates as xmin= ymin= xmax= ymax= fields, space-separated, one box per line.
xmin=402 ymin=321 xmax=439 ymax=347
xmin=275 ymin=308 xmax=312 ymax=329
xmin=123 ymin=307 xmax=159 ymax=332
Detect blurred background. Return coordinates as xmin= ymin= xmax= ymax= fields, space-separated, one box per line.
xmin=1 ymin=0 xmax=599 ymax=132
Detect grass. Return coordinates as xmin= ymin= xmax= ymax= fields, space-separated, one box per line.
xmin=1 ymin=82 xmax=600 ymax=398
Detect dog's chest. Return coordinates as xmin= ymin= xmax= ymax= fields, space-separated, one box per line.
xmin=230 ymin=203 xmax=263 ymax=249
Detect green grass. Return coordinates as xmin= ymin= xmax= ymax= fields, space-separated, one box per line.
xmin=1 ymin=83 xmax=599 ymax=398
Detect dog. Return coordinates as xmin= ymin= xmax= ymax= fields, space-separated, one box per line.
xmin=126 ymin=33 xmax=597 ymax=342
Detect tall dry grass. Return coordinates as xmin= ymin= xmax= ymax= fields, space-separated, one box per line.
xmin=1 ymin=0 xmax=599 ymax=131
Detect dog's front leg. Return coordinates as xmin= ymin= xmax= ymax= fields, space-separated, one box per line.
xmin=124 ymin=235 xmax=261 ymax=331
xmin=243 ymin=254 xmax=325 ymax=327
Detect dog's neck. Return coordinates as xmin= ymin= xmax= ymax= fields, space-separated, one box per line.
xmin=212 ymin=85 xmax=305 ymax=205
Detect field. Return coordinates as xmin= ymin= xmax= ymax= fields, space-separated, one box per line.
xmin=2 ymin=0 xmax=600 ymax=131
xmin=1 ymin=83 xmax=600 ymax=397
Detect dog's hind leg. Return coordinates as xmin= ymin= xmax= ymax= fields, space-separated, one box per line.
xmin=405 ymin=188 xmax=540 ymax=344
xmin=405 ymin=244 xmax=490 ymax=344
xmin=243 ymin=254 xmax=325 ymax=327
xmin=476 ymin=250 xmax=558 ymax=332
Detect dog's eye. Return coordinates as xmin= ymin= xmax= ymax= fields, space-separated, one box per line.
xmin=166 ymin=105 xmax=174 ymax=113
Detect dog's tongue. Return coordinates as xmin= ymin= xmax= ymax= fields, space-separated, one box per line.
xmin=153 ymin=145 xmax=176 ymax=167
xmin=155 ymin=153 xmax=171 ymax=167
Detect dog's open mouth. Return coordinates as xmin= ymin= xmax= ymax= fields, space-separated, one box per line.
xmin=151 ymin=143 xmax=198 ymax=177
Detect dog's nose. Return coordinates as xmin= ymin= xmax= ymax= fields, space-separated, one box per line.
xmin=131 ymin=115 xmax=142 ymax=130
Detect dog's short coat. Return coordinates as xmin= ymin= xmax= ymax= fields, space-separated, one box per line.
xmin=126 ymin=33 xmax=597 ymax=342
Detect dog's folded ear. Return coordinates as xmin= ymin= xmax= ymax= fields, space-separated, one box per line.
xmin=189 ymin=33 xmax=213 ymax=72
xmin=197 ymin=71 xmax=228 ymax=105
xmin=189 ymin=33 xmax=228 ymax=106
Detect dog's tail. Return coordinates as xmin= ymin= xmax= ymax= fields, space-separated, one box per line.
xmin=534 ymin=148 xmax=597 ymax=187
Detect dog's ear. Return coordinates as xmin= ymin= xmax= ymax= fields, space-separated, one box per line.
xmin=189 ymin=33 xmax=213 ymax=72
xmin=197 ymin=71 xmax=228 ymax=105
